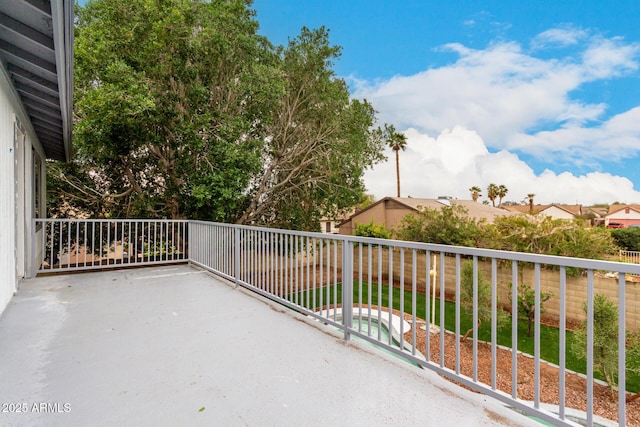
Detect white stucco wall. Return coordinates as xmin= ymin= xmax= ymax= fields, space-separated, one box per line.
xmin=0 ymin=69 xmax=18 ymax=314
xmin=0 ymin=67 xmax=45 ymax=316
xmin=607 ymin=208 xmax=640 ymax=220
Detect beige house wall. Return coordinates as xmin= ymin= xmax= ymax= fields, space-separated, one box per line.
xmin=339 ymin=200 xmax=417 ymax=235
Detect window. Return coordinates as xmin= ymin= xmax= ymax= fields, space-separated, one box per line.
xmin=325 ymin=221 xmax=332 ymax=233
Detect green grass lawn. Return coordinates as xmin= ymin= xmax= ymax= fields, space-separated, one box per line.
xmin=291 ymin=281 xmax=640 ymax=393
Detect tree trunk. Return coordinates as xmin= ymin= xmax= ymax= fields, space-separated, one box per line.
xmin=395 ymin=148 xmax=400 ymax=197
xmin=461 ymin=319 xmax=481 ymax=342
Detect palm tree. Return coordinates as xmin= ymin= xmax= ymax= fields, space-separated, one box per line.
xmin=487 ymin=183 xmax=499 ymax=207
xmin=385 ymin=124 xmax=407 ymax=197
xmin=497 ymin=184 xmax=508 ymax=207
xmin=527 ymin=193 xmax=535 ymax=214
xmin=469 ymin=186 xmax=482 ymax=202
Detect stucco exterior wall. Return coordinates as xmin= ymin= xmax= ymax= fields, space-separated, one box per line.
xmin=0 ymin=67 xmax=44 ymax=315
xmin=540 ymin=206 xmax=575 ymax=220
xmin=339 ymin=200 xmax=417 ymax=235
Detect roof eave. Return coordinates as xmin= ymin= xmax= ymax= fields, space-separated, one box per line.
xmin=50 ymin=0 xmax=74 ymax=162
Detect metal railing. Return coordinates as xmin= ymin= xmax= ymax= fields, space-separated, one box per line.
xmin=31 ymin=219 xmax=640 ymax=426
xmin=33 ymin=219 xmax=188 ymax=274
xmin=189 ymin=221 xmax=640 ymax=427
xmin=620 ymin=250 xmax=640 ymax=265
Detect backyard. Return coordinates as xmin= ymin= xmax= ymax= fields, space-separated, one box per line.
xmin=293 ymin=282 xmax=640 ymax=424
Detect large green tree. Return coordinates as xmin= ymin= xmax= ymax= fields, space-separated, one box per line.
xmin=238 ymin=27 xmax=384 ymax=229
xmin=52 ymin=1 xmax=384 ymax=229
xmin=59 ymin=0 xmax=274 ymax=220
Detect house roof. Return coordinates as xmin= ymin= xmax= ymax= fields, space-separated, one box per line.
xmin=320 ymin=207 xmax=355 ymax=222
xmin=449 ymin=199 xmax=517 ymax=223
xmin=502 ymin=204 xmax=583 ymax=217
xmin=384 ymin=197 xmax=445 ymax=211
xmin=585 ymin=207 xmax=607 ymax=217
xmin=501 ymin=204 xmax=534 ymax=214
xmin=0 ymin=0 xmax=73 ymax=161
xmin=607 ymin=204 xmax=640 ymax=217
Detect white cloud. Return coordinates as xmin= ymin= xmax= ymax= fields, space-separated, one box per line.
xmin=530 ymin=27 xmax=587 ymax=50
xmin=364 ymin=127 xmax=640 ymax=205
xmin=581 ymin=36 xmax=639 ymax=79
xmin=507 ymin=107 xmax=640 ymax=161
xmin=354 ymin=42 xmax=585 ymax=145
xmin=353 ymin=31 xmax=640 ymax=155
xmin=355 ymin=28 xmax=640 ymax=203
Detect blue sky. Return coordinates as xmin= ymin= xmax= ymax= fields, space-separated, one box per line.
xmin=253 ymin=0 xmax=640 ymax=205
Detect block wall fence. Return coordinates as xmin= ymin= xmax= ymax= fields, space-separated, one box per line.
xmin=242 ymin=244 xmax=640 ymax=331
xmin=348 ymin=247 xmax=640 ymax=331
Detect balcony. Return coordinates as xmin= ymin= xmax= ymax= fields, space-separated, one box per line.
xmin=1 ymin=264 xmax=542 ymax=426
xmin=3 ymin=219 xmax=640 ymax=426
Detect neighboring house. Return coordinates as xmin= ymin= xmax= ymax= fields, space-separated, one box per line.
xmin=502 ymin=204 xmax=582 ymax=220
xmin=338 ymin=197 xmax=514 ymax=235
xmin=0 ymin=0 xmax=74 ymax=314
xmin=585 ymin=206 xmax=607 ymax=227
xmin=538 ymin=204 xmax=582 ymax=220
xmin=320 ymin=209 xmax=354 ymax=234
xmin=604 ymin=205 xmax=640 ymax=228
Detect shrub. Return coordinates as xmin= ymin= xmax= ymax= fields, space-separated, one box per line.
xmin=485 ymin=216 xmax=617 ymax=259
xmin=571 ymin=294 xmax=640 ymax=392
xmin=395 ymin=204 xmax=481 ymax=247
xmin=354 ymin=219 xmax=391 ymax=239
xmin=610 ymin=227 xmax=640 ymax=251
xmin=459 ymin=260 xmax=507 ymax=341
xmin=511 ymin=283 xmax=553 ymax=337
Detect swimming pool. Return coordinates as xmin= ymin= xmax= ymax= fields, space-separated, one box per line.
xmin=315 ymin=307 xmax=421 ymax=365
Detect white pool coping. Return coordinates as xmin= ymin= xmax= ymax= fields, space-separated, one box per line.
xmin=315 ymin=307 xmax=410 ymax=333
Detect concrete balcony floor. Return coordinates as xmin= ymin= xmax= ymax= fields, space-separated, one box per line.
xmin=0 ymin=265 xmax=539 ymax=426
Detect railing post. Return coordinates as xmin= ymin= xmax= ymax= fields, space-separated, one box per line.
xmin=342 ymin=239 xmax=354 ymax=342
xmin=27 ymin=218 xmax=35 ymax=278
xmin=187 ymin=220 xmax=192 ymax=266
xmin=234 ymin=225 xmax=240 ymax=288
